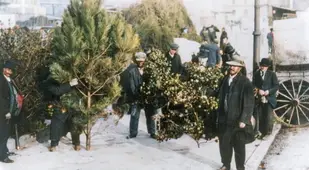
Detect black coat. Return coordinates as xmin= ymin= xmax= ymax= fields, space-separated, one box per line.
xmin=217 ymin=74 xmax=255 ymax=126
xmin=252 ymin=69 xmax=279 ymax=108
xmin=127 ymin=65 xmax=143 ymax=103
xmin=0 ymin=74 xmax=11 ymax=126
xmin=42 ymin=77 xmax=72 ymax=121
xmin=166 ymin=52 xmax=184 ymax=75
xmin=222 ymin=43 xmax=235 ymax=64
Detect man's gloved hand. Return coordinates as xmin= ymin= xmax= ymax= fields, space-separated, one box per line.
xmin=5 ymin=113 xmax=11 ymax=119
xmin=44 ymin=119 xmax=51 ymax=126
xmin=69 ymin=78 xmax=79 ymax=86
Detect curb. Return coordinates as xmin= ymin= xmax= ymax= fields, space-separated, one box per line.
xmin=245 ymin=123 xmax=282 ymax=170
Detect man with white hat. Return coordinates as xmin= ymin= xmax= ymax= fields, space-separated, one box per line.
xmin=217 ymin=54 xmax=255 ymax=170
xmin=126 ymin=52 xmax=156 ymax=139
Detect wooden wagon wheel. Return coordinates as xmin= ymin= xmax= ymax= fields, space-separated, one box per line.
xmin=274 ymin=78 xmax=309 ymax=127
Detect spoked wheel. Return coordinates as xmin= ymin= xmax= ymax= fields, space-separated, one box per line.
xmin=274 ymin=78 xmax=309 ymax=127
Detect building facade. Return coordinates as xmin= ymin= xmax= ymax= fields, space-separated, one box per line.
xmin=0 ymin=0 xmax=46 ymax=22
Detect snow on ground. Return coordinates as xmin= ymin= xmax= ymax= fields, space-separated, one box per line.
xmin=0 ymin=113 xmax=218 ymax=170
xmin=262 ymin=128 xmax=309 ymax=170
xmin=174 ymin=38 xmax=201 ymax=64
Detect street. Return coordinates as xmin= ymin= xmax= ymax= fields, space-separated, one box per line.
xmin=262 ymin=127 xmax=309 ymax=170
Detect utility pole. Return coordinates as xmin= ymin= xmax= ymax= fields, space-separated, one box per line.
xmin=253 ymin=0 xmax=261 ymax=71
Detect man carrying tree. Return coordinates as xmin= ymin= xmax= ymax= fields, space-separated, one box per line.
xmin=126 ymin=52 xmax=157 ymax=139
xmin=41 ymin=74 xmax=81 ymax=152
xmin=217 ymin=55 xmax=255 ymax=170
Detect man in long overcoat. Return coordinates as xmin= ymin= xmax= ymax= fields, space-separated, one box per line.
xmin=217 ymin=55 xmax=255 ymax=170
xmin=0 ymin=60 xmax=20 ymax=163
xmin=41 ymin=74 xmax=80 ymax=151
xmin=252 ymin=58 xmax=279 ymax=138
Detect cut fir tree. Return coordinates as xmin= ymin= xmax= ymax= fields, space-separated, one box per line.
xmin=141 ymin=49 xmax=223 ymax=146
xmin=50 ymin=0 xmax=139 ymax=150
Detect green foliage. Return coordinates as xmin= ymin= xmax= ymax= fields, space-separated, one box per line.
xmin=50 ymin=0 xmax=139 ymax=150
xmin=123 ymin=0 xmax=196 ymax=51
xmin=141 ymin=49 xmax=223 ymax=144
xmin=0 ymin=28 xmax=52 ymax=134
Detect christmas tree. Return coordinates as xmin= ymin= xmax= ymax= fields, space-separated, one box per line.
xmin=50 ymin=0 xmax=140 ymax=150
xmin=141 ymin=49 xmax=223 ymax=146
xmin=0 ymin=28 xmax=53 ymax=134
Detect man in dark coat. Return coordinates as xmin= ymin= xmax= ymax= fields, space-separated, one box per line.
xmin=0 ymin=60 xmax=20 ymax=163
xmin=126 ymin=52 xmax=156 ymax=139
xmin=166 ymin=43 xmax=184 ymax=75
xmin=217 ymin=55 xmax=255 ymax=170
xmin=41 ymin=74 xmax=80 ymax=152
xmin=252 ymin=58 xmax=279 ymax=138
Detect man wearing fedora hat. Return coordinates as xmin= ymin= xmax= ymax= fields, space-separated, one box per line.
xmin=252 ymin=58 xmax=279 ymax=138
xmin=0 ymin=60 xmax=22 ymax=163
xmin=217 ymin=55 xmax=255 ymax=170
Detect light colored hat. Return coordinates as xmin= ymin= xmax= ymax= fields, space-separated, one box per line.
xmin=226 ymin=54 xmax=245 ymax=67
xmin=135 ymin=52 xmax=147 ymax=61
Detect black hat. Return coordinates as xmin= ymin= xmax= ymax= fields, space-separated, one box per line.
xmin=259 ymin=58 xmax=272 ymax=67
xmin=3 ymin=60 xmax=18 ymax=70
xmin=170 ymin=43 xmax=179 ymax=50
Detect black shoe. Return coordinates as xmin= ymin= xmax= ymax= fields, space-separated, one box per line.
xmin=2 ymin=158 xmax=14 ymax=163
xmin=126 ymin=135 xmax=136 ymax=139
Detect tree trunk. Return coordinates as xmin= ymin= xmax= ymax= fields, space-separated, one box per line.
xmin=86 ymin=129 xmax=91 ymax=151
xmin=86 ymin=91 xmax=92 ymax=151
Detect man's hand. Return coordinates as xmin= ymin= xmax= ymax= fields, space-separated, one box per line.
xmin=69 ymin=78 xmax=79 ymax=86
xmin=44 ymin=119 xmax=51 ymax=126
xmin=264 ymin=90 xmax=269 ymax=96
xmin=259 ymin=89 xmax=265 ymax=96
xmin=239 ymin=122 xmax=246 ymax=128
xmin=5 ymin=113 xmax=11 ymax=119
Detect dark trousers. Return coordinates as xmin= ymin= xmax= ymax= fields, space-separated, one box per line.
xmin=50 ymin=114 xmax=81 ymax=147
xmin=257 ymin=103 xmax=273 ymax=136
xmin=0 ymin=123 xmax=10 ymax=160
xmin=129 ymin=104 xmax=156 ymax=137
xmin=218 ymin=124 xmax=246 ymax=170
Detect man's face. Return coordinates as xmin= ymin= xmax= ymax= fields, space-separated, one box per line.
xmin=136 ymin=61 xmax=145 ymax=68
xmin=260 ymin=66 xmax=268 ymax=72
xmin=169 ymin=49 xmax=177 ymax=55
xmin=229 ymin=65 xmax=242 ymax=76
xmin=3 ymin=68 xmax=13 ymax=77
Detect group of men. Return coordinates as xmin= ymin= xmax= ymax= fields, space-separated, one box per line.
xmin=118 ymin=33 xmax=278 ymax=170
xmin=0 ymin=28 xmax=278 ymax=169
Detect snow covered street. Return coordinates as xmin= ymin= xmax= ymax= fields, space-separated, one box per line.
xmin=262 ymin=127 xmax=309 ymax=170
xmin=0 ymin=113 xmax=281 ymax=170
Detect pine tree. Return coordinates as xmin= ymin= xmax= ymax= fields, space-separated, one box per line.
xmin=50 ymin=0 xmax=140 ymax=150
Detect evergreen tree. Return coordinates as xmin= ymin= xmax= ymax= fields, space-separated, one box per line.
xmin=50 ymin=0 xmax=139 ymax=150
xmin=123 ymin=0 xmax=197 ymax=51
xmin=0 ymin=28 xmax=53 ymax=134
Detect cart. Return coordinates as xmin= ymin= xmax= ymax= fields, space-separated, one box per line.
xmin=273 ymin=63 xmax=309 ymax=127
